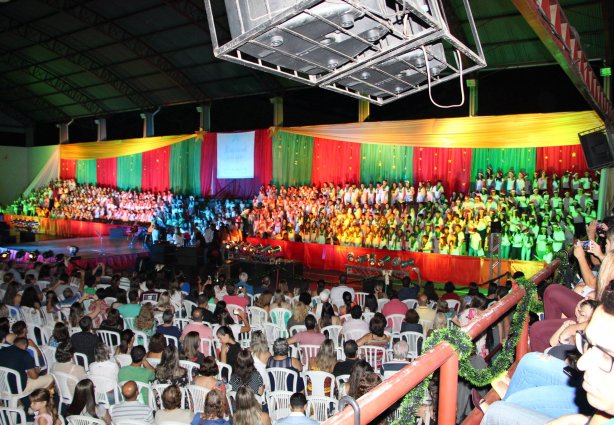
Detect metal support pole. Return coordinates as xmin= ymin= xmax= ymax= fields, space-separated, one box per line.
xmin=95 ymin=118 xmax=107 ymax=141
xmin=467 ymin=79 xmax=478 ymax=117
xmin=141 ymin=107 xmax=160 ymax=137
xmin=56 ymin=120 xmax=73 ymax=144
xmin=196 ymin=104 xmax=212 ymax=132
xmin=438 ymin=352 xmax=459 ymax=425
xmin=358 ymin=100 xmax=370 ymax=122
xmin=270 ymin=97 xmax=284 ymax=127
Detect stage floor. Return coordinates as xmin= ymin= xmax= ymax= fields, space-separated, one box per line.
xmin=2 ymin=236 xmax=148 ymax=260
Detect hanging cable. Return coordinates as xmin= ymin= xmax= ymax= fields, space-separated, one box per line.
xmin=422 ymin=46 xmax=465 ymax=108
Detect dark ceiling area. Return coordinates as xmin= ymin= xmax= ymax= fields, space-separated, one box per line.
xmin=0 ymin=0 xmax=610 ymax=146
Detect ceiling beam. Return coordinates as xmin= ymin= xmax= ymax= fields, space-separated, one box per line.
xmin=512 ymin=0 xmax=614 ymax=124
xmin=0 ymin=76 xmax=68 ymax=122
xmin=38 ymin=0 xmax=211 ymax=102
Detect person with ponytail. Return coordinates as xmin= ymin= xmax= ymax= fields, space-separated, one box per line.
xmin=29 ymin=388 xmax=57 ymax=425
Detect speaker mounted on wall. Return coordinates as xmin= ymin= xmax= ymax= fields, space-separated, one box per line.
xmin=578 ymin=126 xmax=614 ymax=170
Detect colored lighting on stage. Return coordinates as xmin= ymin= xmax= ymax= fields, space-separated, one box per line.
xmin=269 ymin=246 xmax=282 ymax=254
xmin=0 ymin=251 xmax=9 ymax=259
xmin=347 ymin=253 xmax=355 ymax=262
xmin=601 ymin=67 xmax=612 ymax=77
xmin=368 ymin=254 xmax=377 ymax=266
xmin=68 ymin=246 xmax=80 ymax=256
xmin=378 ymin=255 xmax=391 ymax=266
xmin=28 ymin=250 xmax=40 ymax=261
xmin=400 ymin=259 xmax=415 ymax=268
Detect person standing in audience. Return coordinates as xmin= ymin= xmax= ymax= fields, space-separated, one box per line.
xmin=276 ymin=392 xmax=318 ymax=425
xmin=110 ymin=381 xmax=154 ymax=424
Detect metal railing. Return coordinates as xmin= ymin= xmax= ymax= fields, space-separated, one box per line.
xmin=324 ymin=260 xmax=560 ymax=425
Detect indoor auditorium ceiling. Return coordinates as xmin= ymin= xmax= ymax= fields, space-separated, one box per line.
xmin=0 ymin=0 xmax=609 ymax=125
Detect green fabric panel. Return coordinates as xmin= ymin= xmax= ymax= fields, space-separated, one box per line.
xmin=117 ymin=154 xmax=143 ymax=190
xmin=359 ymin=144 xmax=414 ymax=183
xmin=272 ymin=131 xmax=314 ymax=186
xmin=470 ymin=148 xmax=536 ymax=187
xmin=170 ymin=137 xmax=202 ymax=194
xmin=75 ymin=159 xmax=97 ymax=185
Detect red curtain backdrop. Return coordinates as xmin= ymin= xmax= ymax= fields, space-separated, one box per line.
xmin=142 ymin=146 xmax=170 ymax=192
xmin=412 ymin=147 xmax=473 ymax=193
xmin=311 ymin=138 xmax=361 ymax=185
xmin=536 ymin=145 xmax=588 ymax=175
xmin=201 ymin=130 xmax=273 ymax=198
xmin=60 ymin=159 xmax=77 ymax=180
xmin=96 ymin=157 xmax=117 ymax=187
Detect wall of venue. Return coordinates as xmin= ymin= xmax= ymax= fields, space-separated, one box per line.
xmin=0 ymin=145 xmax=57 ymax=204
xmin=53 ymin=111 xmax=601 ymax=198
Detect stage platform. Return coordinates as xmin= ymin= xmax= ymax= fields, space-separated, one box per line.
xmin=0 ymin=236 xmax=149 ymax=271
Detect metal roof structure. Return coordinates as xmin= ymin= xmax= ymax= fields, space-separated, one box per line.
xmin=0 ymin=0 xmax=610 ymax=128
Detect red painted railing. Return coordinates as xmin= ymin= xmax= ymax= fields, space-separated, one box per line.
xmin=324 ymin=260 xmax=560 ymax=425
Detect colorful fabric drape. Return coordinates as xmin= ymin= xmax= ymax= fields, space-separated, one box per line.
xmin=280 ymin=111 xmax=603 ymax=147
xmin=413 ymin=147 xmax=472 ymax=193
xmin=200 ymin=133 xmax=217 ymax=197
xmin=60 ymin=159 xmax=76 ymax=180
xmin=470 ymin=148 xmax=537 ymax=188
xmin=116 ymin=154 xmax=142 ymax=190
xmin=359 ymin=144 xmax=413 ymax=184
xmin=536 ymin=145 xmax=587 ymax=175
xmin=312 ymin=138 xmax=361 ymax=185
xmin=96 ymin=158 xmax=117 ymax=187
xmin=75 ymin=159 xmax=97 ymax=185
xmin=272 ymin=131 xmax=314 ymax=187
xmin=142 ymin=147 xmax=170 ymax=192
xmin=170 ymin=137 xmax=201 ymax=195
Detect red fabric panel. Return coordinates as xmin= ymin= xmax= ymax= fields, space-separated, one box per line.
xmin=142 ymin=146 xmax=170 ymax=192
xmin=60 ymin=159 xmax=77 ymax=180
xmin=311 ymin=138 xmax=361 ymax=185
xmin=413 ymin=147 xmax=473 ymax=194
xmin=200 ymin=133 xmax=217 ymax=197
xmin=536 ymin=145 xmax=588 ymax=175
xmin=4 ymin=214 xmax=118 ymax=237
xmin=96 ymin=157 xmax=117 ymax=187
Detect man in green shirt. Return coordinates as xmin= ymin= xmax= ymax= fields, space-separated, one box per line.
xmin=117 ymin=346 xmax=154 ymax=404
xmin=117 ymin=289 xmax=141 ymax=318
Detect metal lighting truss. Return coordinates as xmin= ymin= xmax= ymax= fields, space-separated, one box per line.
xmin=204 ymin=0 xmax=486 ymax=105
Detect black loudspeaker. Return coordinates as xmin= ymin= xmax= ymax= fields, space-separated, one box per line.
xmin=19 ymin=231 xmax=35 ymax=243
xmin=109 ymin=228 xmax=125 ymax=240
xmin=176 ymin=247 xmax=202 ymax=267
xmin=579 ymin=128 xmax=614 ymax=170
xmin=149 ymin=244 xmax=176 ymax=264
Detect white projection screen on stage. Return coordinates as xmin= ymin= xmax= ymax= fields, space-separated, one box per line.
xmin=216 ymin=131 xmax=255 ymax=178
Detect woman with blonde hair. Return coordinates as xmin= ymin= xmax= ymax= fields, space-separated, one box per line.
xmin=428 ymin=312 xmax=448 ymax=337
xmin=286 ymin=301 xmax=308 ymax=330
xmin=306 ymin=339 xmax=337 ymax=396
xmin=135 ymin=302 xmax=156 ymax=336
xmin=250 ymin=330 xmax=270 ymax=384
xmin=155 ymin=292 xmax=174 ymax=314
xmin=232 ymin=386 xmax=271 ymax=425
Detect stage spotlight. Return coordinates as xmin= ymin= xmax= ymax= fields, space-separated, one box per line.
xmin=0 ymin=251 xmax=9 ymax=259
xmin=368 ymin=254 xmax=377 ymax=267
xmin=391 ymin=257 xmax=401 ymax=266
xmin=28 ymin=250 xmax=40 ymax=261
xmin=242 ymin=242 xmax=252 ymax=252
xmin=68 ymin=246 xmax=79 ymax=256
xmin=347 ymin=253 xmax=355 ymax=262
xmin=270 ymin=246 xmax=282 ymax=254
xmin=15 ymin=250 xmax=26 ymax=259
xmin=42 ymin=250 xmax=54 ymax=259
xmin=355 ymin=254 xmax=368 ymax=263
xmin=378 ymin=255 xmax=391 ymax=267
xmin=400 ymin=259 xmax=415 ymax=268
xmin=261 ymin=245 xmax=272 ymax=253
xmin=251 ymin=244 xmax=263 ymax=253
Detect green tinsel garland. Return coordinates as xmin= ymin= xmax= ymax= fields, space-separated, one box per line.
xmin=390 ymin=277 xmax=537 ymax=425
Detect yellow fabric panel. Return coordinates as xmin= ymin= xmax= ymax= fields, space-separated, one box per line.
xmin=278 ymin=111 xmax=603 ymax=148
xmin=59 ymin=134 xmax=200 ymax=160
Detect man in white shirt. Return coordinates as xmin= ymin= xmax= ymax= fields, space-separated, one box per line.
xmin=330 ymin=275 xmax=355 ymax=309
xmin=342 ymin=305 xmax=369 ymax=340
xmin=276 ymin=392 xmax=319 ymax=425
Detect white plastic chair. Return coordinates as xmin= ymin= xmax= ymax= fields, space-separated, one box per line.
xmin=303 ymin=370 xmax=336 ymax=397
xmin=248 ymin=306 xmax=269 ymax=327
xmin=0 ymin=407 xmax=27 ymax=425
xmin=6 ymin=306 xmax=22 ymax=322
xmin=94 ymin=376 xmax=122 ymax=408
xmin=216 ymin=360 xmax=232 ymax=382
xmin=114 ymin=420 xmax=152 ymax=425
xmin=446 ymin=299 xmax=461 ymax=314
xmin=343 ymin=328 xmax=368 ymax=342
xmin=267 ymin=391 xmax=293 ymax=422
xmin=145 ymin=357 xmax=161 ymax=368
xmin=298 ymin=344 xmax=321 ymax=370
xmin=354 ymin=292 xmax=368 ymax=307
xmin=133 ymin=330 xmax=149 ymax=348
xmin=27 ymin=324 xmax=49 ymax=347
xmin=386 ymin=314 xmax=405 ymax=334
xmin=183 ymin=300 xmax=197 ymax=318
xmin=402 ymin=299 xmax=419 ymax=310
xmin=336 ymin=374 xmax=350 ymax=398
xmin=0 ymin=367 xmax=26 ymax=408
xmin=97 ymin=330 xmax=121 ymax=352
xmin=362 ymin=312 xmax=375 ymax=323
xmin=335 ymin=346 xmax=346 ymax=361
xmin=199 ymin=338 xmax=215 ymax=358
xmin=269 ymin=308 xmax=291 ymax=328
xmin=40 ymin=345 xmax=57 ymax=370
xmin=66 ymin=415 xmax=106 ymax=425
xmin=173 ymin=317 xmax=191 ymax=331
xmin=400 ymin=331 xmax=424 ymax=360
xmin=266 ymin=367 xmax=298 ymax=392
xmin=179 ymin=360 xmax=199 ymax=382
xmin=118 ymin=380 xmax=152 ymax=406
xmin=322 ymin=325 xmax=343 ymax=349
xmin=428 ymin=300 xmax=437 ymax=310
xmin=289 ymin=325 xmax=306 ymax=336
xmin=52 ymin=371 xmax=80 ymax=412
xmin=164 ymin=334 xmax=179 ymax=348
xmin=226 ymin=304 xmax=245 ymax=323
xmin=122 ymin=317 xmax=135 ymax=330
xmin=73 ymin=352 xmax=89 ymax=371
xmin=377 ymin=299 xmax=389 ymax=312
xmin=358 ymin=345 xmax=387 ymax=370
xmin=264 ymin=322 xmax=288 ymax=341
xmin=306 ymin=396 xmax=338 ymax=422
xmin=186 ymin=384 xmax=210 ymax=413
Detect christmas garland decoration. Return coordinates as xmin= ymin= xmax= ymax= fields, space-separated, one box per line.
xmin=390 ymin=277 xmax=536 ymax=425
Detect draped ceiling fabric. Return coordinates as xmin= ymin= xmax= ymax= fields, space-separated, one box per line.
xmin=116 ymin=154 xmax=142 ymax=190
xmin=536 ymin=145 xmax=588 ymax=175
xmin=272 ymin=131 xmax=314 ymax=187
xmin=470 ymin=147 xmax=537 ymax=188
xmin=413 ymin=147 xmax=473 ymax=193
xmin=280 ymin=111 xmax=602 ymax=148
xmin=359 ymin=144 xmax=413 ymax=184
xmin=142 ymin=146 xmax=171 ymax=192
xmin=312 ymin=138 xmax=361 ymax=185
xmin=96 ymin=157 xmax=117 ymax=187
